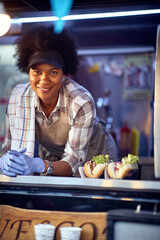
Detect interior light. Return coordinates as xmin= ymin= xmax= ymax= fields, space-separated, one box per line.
xmin=11 ymin=8 xmax=160 ymax=24
xmin=0 ymin=3 xmax=11 ymax=36
xmin=12 ymin=16 xmax=59 ymax=24
xmin=63 ymin=9 xmax=160 ymax=20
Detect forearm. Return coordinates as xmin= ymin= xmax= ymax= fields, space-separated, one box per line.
xmin=43 ymin=160 xmax=72 ymax=176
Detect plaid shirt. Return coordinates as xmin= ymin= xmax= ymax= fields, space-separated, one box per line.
xmin=2 ymin=77 xmax=96 ymax=174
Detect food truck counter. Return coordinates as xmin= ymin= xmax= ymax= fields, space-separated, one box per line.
xmin=0 ymin=175 xmax=160 ymax=212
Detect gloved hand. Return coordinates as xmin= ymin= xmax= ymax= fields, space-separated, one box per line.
xmin=0 ymin=148 xmax=26 ymax=177
xmin=8 ymin=148 xmax=45 ymax=176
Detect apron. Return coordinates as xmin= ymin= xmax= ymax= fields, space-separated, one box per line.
xmin=35 ymin=111 xmax=108 ymax=162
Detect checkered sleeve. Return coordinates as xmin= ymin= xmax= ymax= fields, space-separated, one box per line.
xmin=62 ymin=99 xmax=96 ymax=174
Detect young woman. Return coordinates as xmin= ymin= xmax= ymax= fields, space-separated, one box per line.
xmin=0 ymin=25 xmax=117 ymax=177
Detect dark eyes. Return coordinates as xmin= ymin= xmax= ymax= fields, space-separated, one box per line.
xmin=32 ymin=70 xmax=58 ymax=75
xmin=50 ymin=70 xmax=58 ymax=75
xmin=33 ymin=70 xmax=41 ymax=75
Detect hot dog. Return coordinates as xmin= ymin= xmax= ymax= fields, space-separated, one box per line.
xmin=107 ymin=154 xmax=139 ymax=179
xmin=84 ymin=154 xmax=111 ymax=178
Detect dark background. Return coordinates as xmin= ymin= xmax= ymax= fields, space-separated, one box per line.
xmin=1 ymin=0 xmax=160 ymax=48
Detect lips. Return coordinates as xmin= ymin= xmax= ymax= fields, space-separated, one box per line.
xmin=38 ymin=86 xmax=52 ymax=93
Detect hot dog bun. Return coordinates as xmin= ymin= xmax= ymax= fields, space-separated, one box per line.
xmin=107 ymin=154 xmax=139 ymax=179
xmin=84 ymin=154 xmax=110 ymax=178
xmin=107 ymin=162 xmax=138 ymax=179
xmin=84 ymin=161 xmax=106 ymax=178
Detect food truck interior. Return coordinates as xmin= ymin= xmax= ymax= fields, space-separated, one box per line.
xmin=0 ymin=0 xmax=160 ymax=178
xmin=0 ymin=1 xmax=160 ymax=239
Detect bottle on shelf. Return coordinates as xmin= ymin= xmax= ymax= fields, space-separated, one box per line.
xmin=119 ymin=123 xmax=131 ymax=159
xmin=131 ymin=126 xmax=140 ymax=156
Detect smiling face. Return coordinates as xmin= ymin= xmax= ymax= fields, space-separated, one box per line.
xmin=29 ymin=63 xmax=65 ymax=108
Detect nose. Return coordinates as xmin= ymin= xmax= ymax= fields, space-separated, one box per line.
xmin=40 ymin=72 xmax=49 ymax=83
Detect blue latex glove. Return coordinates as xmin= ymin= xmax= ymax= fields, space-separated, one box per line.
xmin=8 ymin=148 xmax=45 ymax=176
xmin=0 ymin=148 xmax=26 ymax=177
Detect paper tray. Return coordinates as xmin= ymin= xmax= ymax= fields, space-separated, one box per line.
xmin=78 ymin=167 xmax=110 ymax=179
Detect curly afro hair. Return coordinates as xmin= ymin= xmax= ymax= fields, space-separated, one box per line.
xmin=14 ymin=24 xmax=79 ymax=76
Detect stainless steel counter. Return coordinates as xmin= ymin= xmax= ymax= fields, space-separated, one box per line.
xmin=0 ymin=175 xmax=160 ymax=191
xmin=0 ymin=175 xmax=160 ymax=212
